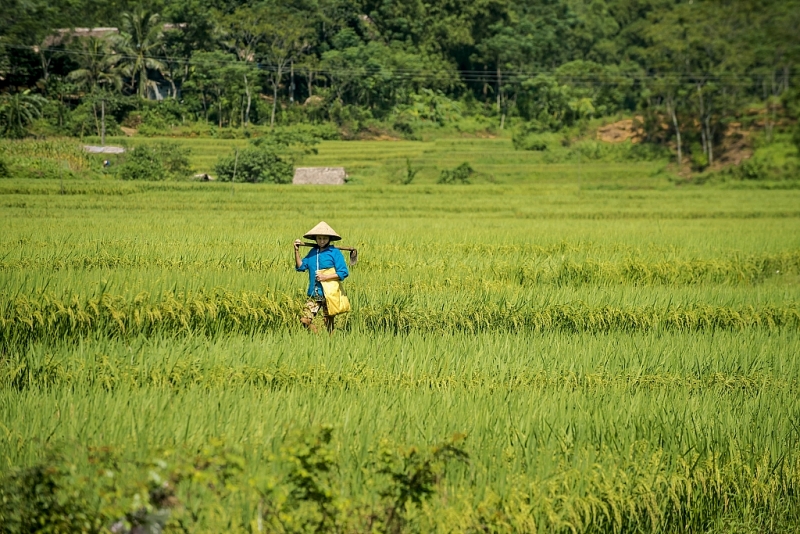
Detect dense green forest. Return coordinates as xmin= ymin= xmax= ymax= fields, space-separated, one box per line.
xmin=1 ymin=0 xmax=799 ymax=169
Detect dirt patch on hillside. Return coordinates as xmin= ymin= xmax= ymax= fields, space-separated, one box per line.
xmin=595 ymin=116 xmax=754 ymax=174
xmin=596 ymin=117 xmax=644 ymax=143
xmin=711 ymin=122 xmax=752 ymax=169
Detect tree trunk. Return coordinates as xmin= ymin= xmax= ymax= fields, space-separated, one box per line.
xmin=765 ymin=72 xmax=776 ymax=141
xmin=308 ymin=70 xmax=314 ymax=97
xmin=496 ymin=64 xmax=501 ymax=113
xmin=101 ymin=99 xmax=106 ymax=146
xmin=706 ymin=115 xmax=713 ymax=166
xmin=696 ymin=84 xmax=707 ymax=159
xmin=92 ymin=101 xmax=100 ymax=138
xmin=39 ymin=49 xmax=52 ymax=94
xmin=270 ymin=66 xmax=284 ymax=128
xmin=244 ymin=73 xmax=251 ymax=126
xmin=667 ymin=97 xmax=682 ymax=166
xmin=271 ymin=80 xmax=279 ymax=128
xmin=290 ymin=59 xmax=295 ymax=104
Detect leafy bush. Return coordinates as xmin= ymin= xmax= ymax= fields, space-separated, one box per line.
xmin=215 ymin=128 xmax=323 ymax=183
xmin=0 ymin=430 xmax=467 ymax=533
xmin=736 ymin=157 xmax=771 ymax=180
xmin=402 ymin=158 xmax=419 ymax=184
xmin=0 ymin=456 xmax=101 ymax=532
xmin=127 ymin=100 xmax=188 ymax=136
xmin=0 ymin=156 xmax=9 ymax=178
xmin=438 ymin=162 xmax=474 ymax=184
xmin=392 ymin=117 xmax=416 ymax=138
xmin=395 ymin=89 xmax=463 ymax=126
xmin=513 ymin=134 xmax=548 ymax=151
xmin=0 ymin=91 xmax=47 ymax=138
xmin=117 ymin=142 xmax=192 ymax=181
xmin=690 ymin=142 xmax=709 ymax=171
xmin=215 ymin=145 xmax=294 ymax=183
xmin=375 ymin=433 xmax=468 ymax=533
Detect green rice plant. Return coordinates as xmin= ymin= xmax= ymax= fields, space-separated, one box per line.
xmin=0 ymin=138 xmax=95 ymax=176
xmin=2 ymin=289 xmax=798 ymax=347
xmin=2 ymin=154 xmax=800 ymax=532
xmin=513 ymin=252 xmax=800 ymax=286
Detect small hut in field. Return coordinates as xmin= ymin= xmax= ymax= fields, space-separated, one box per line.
xmin=292 ymin=167 xmax=347 ymax=185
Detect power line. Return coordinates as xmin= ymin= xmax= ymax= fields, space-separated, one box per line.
xmin=2 ymin=43 xmax=787 ymax=88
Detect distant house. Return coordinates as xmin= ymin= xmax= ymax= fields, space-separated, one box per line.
xmin=41 ymin=27 xmax=119 ymax=48
xmin=43 ymin=24 xmax=187 ymax=48
xmin=292 ymin=167 xmax=347 ymax=185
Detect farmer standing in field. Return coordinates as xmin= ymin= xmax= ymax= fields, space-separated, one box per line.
xmin=294 ymin=221 xmax=349 ymax=333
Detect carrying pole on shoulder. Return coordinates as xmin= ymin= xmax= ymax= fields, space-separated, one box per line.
xmin=300 ymin=242 xmax=359 ymax=265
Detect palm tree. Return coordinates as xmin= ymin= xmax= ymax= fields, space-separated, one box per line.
xmin=67 ymin=36 xmax=124 ymax=94
xmin=118 ymin=9 xmax=166 ymax=98
xmin=0 ymin=91 xmax=47 ymax=138
xmin=67 ymin=36 xmax=124 ymax=142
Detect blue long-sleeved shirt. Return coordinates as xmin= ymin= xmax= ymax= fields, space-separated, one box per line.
xmin=296 ymin=246 xmax=349 ymax=298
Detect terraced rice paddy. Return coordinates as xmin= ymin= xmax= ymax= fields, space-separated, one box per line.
xmin=1 ymin=172 xmax=800 ymax=532
xmin=94 ymin=134 xmax=667 ymax=186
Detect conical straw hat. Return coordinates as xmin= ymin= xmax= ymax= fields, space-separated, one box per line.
xmin=303 ymin=221 xmax=341 ymax=241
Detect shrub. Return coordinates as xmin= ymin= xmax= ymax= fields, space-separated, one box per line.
xmin=214 ymin=127 xmax=324 ymax=183
xmin=0 ymin=91 xmax=47 ymax=138
xmin=0 ymin=156 xmax=9 ymax=178
xmin=438 ymin=162 xmax=473 ymax=184
xmin=401 ymin=158 xmax=419 ymax=184
xmin=0 ymin=457 xmax=100 ymax=533
xmin=215 ymin=145 xmax=294 ymax=183
xmin=512 ymin=128 xmax=548 ymax=151
xmin=117 ymin=142 xmax=192 ymax=181
xmin=737 ymin=158 xmax=770 ymax=180
xmin=0 ymin=431 xmax=467 ymax=533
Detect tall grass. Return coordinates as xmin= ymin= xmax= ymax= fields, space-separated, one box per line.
xmin=1 ymin=170 xmax=800 ymax=531
xmin=0 ymin=138 xmax=96 ymax=179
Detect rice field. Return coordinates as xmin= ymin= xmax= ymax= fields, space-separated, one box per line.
xmin=87 ymin=134 xmax=668 ymax=186
xmin=1 ymin=169 xmax=800 ymax=532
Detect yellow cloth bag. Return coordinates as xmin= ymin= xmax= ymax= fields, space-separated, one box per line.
xmin=317 ymin=267 xmax=351 ymax=316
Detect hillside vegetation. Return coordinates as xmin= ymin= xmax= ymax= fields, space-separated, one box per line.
xmin=1 ymin=0 xmax=799 ymax=177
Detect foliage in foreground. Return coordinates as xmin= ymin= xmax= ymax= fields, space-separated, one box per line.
xmin=1 ymin=429 xmax=799 ymax=533
xmin=0 ymin=429 xmax=468 ymax=534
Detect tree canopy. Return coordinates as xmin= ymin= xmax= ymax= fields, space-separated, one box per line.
xmin=1 ymin=0 xmax=798 ymax=165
